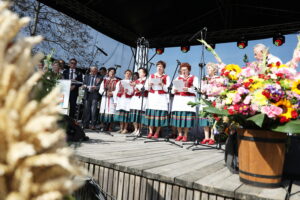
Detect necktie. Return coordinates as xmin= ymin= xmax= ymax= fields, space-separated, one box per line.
xmin=70 ymin=70 xmax=74 ymax=79
xmin=91 ymin=76 xmax=95 ymax=86
xmin=89 ymin=76 xmax=95 ymax=92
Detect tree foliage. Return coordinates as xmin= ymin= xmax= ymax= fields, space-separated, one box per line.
xmin=10 ymin=0 xmax=95 ymax=67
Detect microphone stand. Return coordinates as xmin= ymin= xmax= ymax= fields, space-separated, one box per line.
xmin=144 ymin=60 xmax=183 ymax=148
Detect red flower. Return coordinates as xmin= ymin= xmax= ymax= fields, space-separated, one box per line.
xmin=243 ymin=82 xmax=251 ymax=88
xmin=279 ymin=117 xmax=290 ymax=123
xmin=212 ymin=101 xmax=216 ymax=107
xmin=224 ymin=106 xmax=228 ymax=110
xmin=228 ymin=109 xmax=235 ymax=115
xmin=234 ymin=104 xmax=239 ymax=111
xmin=264 ymin=75 xmax=271 ymax=80
xmin=267 ymin=64 xmax=273 ymax=68
xmin=276 ymin=73 xmax=284 ymax=78
xmin=224 ymin=71 xmax=230 ymax=76
xmin=276 ymin=61 xmax=281 ymax=66
xmin=213 ymin=114 xmax=220 ymax=121
xmin=291 ymin=110 xmax=298 ymax=119
xmin=258 ymin=74 xmax=265 ymax=78
xmin=262 ymin=90 xmax=270 ymax=98
xmin=249 ymin=79 xmax=254 ymax=83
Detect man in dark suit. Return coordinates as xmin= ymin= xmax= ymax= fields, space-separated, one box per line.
xmin=82 ymin=66 xmax=101 ymax=129
xmin=63 ymin=58 xmax=83 ymax=119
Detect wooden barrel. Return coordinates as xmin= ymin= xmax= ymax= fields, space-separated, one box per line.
xmin=237 ymin=129 xmax=287 ymax=188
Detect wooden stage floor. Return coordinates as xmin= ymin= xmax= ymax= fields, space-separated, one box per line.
xmin=74 ymin=131 xmax=300 ymax=200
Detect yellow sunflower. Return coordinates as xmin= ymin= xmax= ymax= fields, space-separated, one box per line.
xmin=225 ymin=64 xmax=241 ymax=80
xmin=274 ymin=99 xmax=295 ymax=119
xmin=292 ymin=80 xmax=300 ymax=95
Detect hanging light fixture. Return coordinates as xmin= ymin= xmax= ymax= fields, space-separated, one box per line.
xmin=273 ymin=34 xmax=285 ymax=46
xmin=237 ymin=39 xmax=248 ymax=49
xmin=156 ymin=47 xmax=164 ymax=55
xmin=180 ymin=45 xmax=190 ymax=53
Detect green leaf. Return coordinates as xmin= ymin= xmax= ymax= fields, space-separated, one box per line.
xmin=200 ymin=97 xmax=212 ymax=106
xmin=203 ymin=106 xmax=229 ymax=116
xmin=187 ymin=101 xmax=200 ymax=107
xmin=271 ymin=120 xmax=300 ymax=134
xmin=246 ymin=113 xmax=265 ymax=128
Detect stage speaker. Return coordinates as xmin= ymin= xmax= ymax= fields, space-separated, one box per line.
xmin=283 ymin=135 xmax=300 ymax=180
xmin=58 ymin=114 xmax=89 ymax=142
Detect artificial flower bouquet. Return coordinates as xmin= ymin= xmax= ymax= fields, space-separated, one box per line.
xmin=197 ymin=37 xmax=300 ymax=134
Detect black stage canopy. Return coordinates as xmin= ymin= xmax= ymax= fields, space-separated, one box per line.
xmin=37 ymin=0 xmax=300 ymax=48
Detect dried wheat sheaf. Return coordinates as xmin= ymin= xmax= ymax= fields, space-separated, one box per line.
xmin=0 ymin=3 xmax=85 ymax=200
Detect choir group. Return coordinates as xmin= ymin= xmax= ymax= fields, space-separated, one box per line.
xmin=99 ymin=60 xmax=216 ymax=144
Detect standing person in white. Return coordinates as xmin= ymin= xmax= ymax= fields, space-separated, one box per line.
xmin=171 ymin=62 xmax=198 ymax=142
xmin=144 ymin=61 xmax=170 ymax=139
xmin=253 ymin=44 xmax=282 ymax=66
xmin=129 ymin=67 xmax=148 ymax=136
xmin=98 ymin=67 xmax=119 ymax=131
xmin=113 ymin=70 xmax=133 ymax=134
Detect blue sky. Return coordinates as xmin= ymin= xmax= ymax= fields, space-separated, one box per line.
xmin=95 ymin=31 xmax=299 ymax=78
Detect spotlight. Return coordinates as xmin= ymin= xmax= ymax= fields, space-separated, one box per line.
xmin=273 ymin=34 xmax=285 ymax=46
xmin=180 ymin=45 xmax=190 ymax=53
xmin=205 ymin=43 xmax=215 ymax=50
xmin=237 ymin=39 xmax=248 ymax=49
xmin=156 ymin=48 xmax=164 ymax=55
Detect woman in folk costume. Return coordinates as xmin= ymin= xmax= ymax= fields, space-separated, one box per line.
xmin=171 ymin=62 xmax=199 ymax=142
xmin=200 ymin=62 xmax=221 ymax=145
xmin=144 ymin=60 xmax=170 ymax=139
xmin=99 ymin=67 xmax=119 ymax=131
xmin=113 ymin=70 xmax=133 ymax=134
xmin=129 ymin=67 xmax=148 ymax=136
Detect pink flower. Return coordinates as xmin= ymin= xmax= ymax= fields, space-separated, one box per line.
xmin=251 ymin=104 xmax=259 ymax=112
xmin=261 ymin=105 xmax=283 ymax=118
xmin=243 ymin=95 xmax=252 ymax=104
xmin=218 ymin=63 xmax=226 ymax=74
xmin=237 ymin=87 xmax=249 ymax=95
xmin=233 ymin=93 xmax=242 ymax=103
xmin=276 ymin=67 xmax=296 ymax=79
xmin=241 ymin=67 xmax=256 ymax=77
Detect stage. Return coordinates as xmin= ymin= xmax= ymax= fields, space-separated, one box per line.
xmin=74 ymin=131 xmax=300 ymax=200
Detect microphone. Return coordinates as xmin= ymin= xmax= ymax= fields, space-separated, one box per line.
xmin=176 ymin=60 xmax=181 ymax=65
xmin=95 ymin=46 xmax=108 ymax=56
xmin=188 ymin=27 xmax=208 ymax=42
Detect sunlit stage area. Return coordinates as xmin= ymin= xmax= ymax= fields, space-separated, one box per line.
xmin=74 ymin=131 xmax=300 ymax=200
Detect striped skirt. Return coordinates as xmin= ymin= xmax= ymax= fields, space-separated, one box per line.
xmin=143 ymin=109 xmax=168 ymax=127
xmin=170 ymin=111 xmax=196 ymax=128
xmin=100 ymin=113 xmax=114 ymax=123
xmin=199 ymin=117 xmax=213 ymax=127
xmin=114 ymin=110 xmax=130 ymax=123
xmin=129 ymin=109 xmax=145 ymax=123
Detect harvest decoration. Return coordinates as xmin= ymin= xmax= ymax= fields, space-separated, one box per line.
xmin=195 ymin=37 xmax=300 ymax=134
